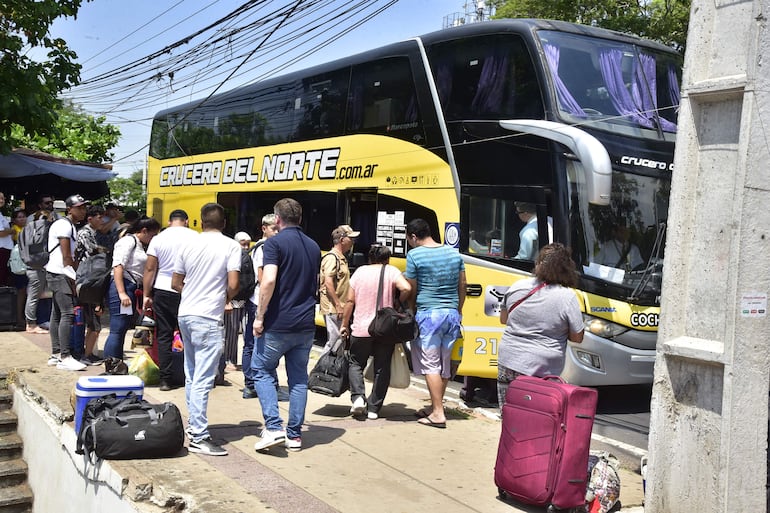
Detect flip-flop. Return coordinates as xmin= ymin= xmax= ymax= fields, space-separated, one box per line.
xmin=414 ymin=408 xmax=432 ymax=419
xmin=417 ymin=417 xmax=446 ymax=429
xmin=32 ymin=327 xmax=49 ymax=334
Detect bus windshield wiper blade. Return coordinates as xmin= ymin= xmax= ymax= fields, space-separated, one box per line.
xmin=629 ymin=221 xmax=666 ymax=302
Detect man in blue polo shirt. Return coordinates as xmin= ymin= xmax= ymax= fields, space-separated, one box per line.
xmin=252 ymin=198 xmax=320 ymax=452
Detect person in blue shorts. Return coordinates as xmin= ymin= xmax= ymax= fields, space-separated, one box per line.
xmin=405 ymin=218 xmax=466 ymax=429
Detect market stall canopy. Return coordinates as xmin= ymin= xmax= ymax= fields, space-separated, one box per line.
xmin=0 ymin=149 xmax=116 ymax=206
xmin=0 ymin=148 xmax=116 ymax=181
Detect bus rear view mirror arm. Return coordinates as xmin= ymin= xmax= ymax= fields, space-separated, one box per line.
xmin=499 ymin=119 xmax=612 ymax=206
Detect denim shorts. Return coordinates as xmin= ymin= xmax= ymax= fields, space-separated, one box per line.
xmin=411 ymin=308 xmax=461 ymax=378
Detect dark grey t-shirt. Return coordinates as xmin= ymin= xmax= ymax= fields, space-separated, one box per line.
xmin=498 ymin=278 xmax=584 ymax=377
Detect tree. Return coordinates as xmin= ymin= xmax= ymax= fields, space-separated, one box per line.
xmin=0 ymin=0 xmax=88 ymax=155
xmin=108 ymin=170 xmax=146 ymax=211
xmin=10 ymin=102 xmax=120 ymax=163
xmin=491 ymin=0 xmax=691 ymax=52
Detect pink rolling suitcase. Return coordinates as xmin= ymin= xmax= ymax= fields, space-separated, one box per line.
xmin=494 ymin=375 xmax=598 ymax=511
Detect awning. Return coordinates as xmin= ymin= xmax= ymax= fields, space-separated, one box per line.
xmin=0 ymin=149 xmax=116 ymax=181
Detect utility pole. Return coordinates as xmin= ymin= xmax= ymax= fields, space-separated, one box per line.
xmin=647 ymin=1 xmax=770 ymax=511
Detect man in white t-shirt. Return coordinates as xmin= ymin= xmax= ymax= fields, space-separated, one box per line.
xmin=45 ymin=194 xmax=88 ymax=371
xmin=143 ymin=209 xmax=198 ymax=391
xmin=172 ymin=203 xmax=241 ymax=457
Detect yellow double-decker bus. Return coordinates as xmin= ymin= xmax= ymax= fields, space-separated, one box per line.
xmin=147 ymin=19 xmax=681 ymax=386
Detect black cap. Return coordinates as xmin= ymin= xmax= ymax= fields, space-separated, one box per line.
xmin=65 ymin=194 xmax=88 ymax=208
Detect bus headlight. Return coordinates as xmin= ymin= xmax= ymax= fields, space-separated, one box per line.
xmin=582 ymin=314 xmax=629 ymax=339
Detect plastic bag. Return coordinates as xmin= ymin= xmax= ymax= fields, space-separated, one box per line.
xmin=128 ymin=349 xmax=160 ymax=386
xmin=585 ymin=451 xmax=621 ymax=513
xmin=364 ymin=342 xmax=411 ymax=389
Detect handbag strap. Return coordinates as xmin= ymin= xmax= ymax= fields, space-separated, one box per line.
xmin=507 ymin=282 xmax=547 ymax=315
xmin=375 ymin=264 xmax=386 ymax=310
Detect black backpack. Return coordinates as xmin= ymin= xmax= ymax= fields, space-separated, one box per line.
xmin=233 ymin=245 xmax=258 ymax=301
xmin=76 ymin=253 xmax=111 ymax=305
xmin=76 ymin=392 xmax=184 ymax=462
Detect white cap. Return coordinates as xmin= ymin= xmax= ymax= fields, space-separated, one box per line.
xmin=234 ymin=231 xmax=251 ymax=242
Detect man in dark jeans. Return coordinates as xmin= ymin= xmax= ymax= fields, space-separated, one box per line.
xmin=143 ymin=209 xmax=198 ymax=391
xmin=46 ymin=194 xmax=88 ymax=371
xmin=252 ymin=198 xmax=320 ymax=452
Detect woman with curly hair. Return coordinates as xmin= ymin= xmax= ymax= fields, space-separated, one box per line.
xmin=496 ymin=243 xmax=584 ymax=406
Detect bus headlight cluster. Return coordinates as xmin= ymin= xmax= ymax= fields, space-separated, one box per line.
xmin=582 ymin=314 xmax=629 ymax=339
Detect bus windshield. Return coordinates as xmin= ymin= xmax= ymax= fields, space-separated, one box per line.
xmin=537 ymin=30 xmax=681 ymax=142
xmin=575 ymin=166 xmax=669 ymax=305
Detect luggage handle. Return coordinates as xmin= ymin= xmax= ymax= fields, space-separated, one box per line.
xmin=541 ymin=375 xmax=566 ymax=383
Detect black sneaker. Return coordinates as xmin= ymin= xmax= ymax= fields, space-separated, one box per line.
xmin=159 ymin=381 xmax=173 ymax=392
xmin=80 ymin=354 xmax=104 ymax=366
xmin=189 ymin=437 xmax=228 ymax=456
xmin=242 ymin=387 xmax=258 ymax=399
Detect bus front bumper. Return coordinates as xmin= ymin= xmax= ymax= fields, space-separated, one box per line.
xmin=560 ymin=331 xmax=656 ymax=386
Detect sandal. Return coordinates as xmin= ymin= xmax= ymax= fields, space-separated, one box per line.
xmin=414 ymin=408 xmax=432 ymax=419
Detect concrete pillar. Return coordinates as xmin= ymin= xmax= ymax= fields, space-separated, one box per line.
xmin=647 ymin=1 xmax=770 ymax=512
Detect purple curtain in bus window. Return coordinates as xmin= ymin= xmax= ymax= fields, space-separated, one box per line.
xmin=598 ymin=48 xmax=653 ymax=128
xmin=435 ymin=61 xmax=453 ymax=111
xmin=470 ymin=53 xmax=508 ymax=115
xmin=637 ymin=53 xmax=677 ymax=132
xmin=543 ymin=44 xmax=586 ymax=116
xmin=667 ymin=64 xmax=681 ymax=127
xmin=405 ymin=95 xmax=418 ymax=122
xmin=348 ymin=82 xmax=363 ymax=131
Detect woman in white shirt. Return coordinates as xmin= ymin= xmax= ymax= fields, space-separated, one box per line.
xmin=103 ymin=216 xmax=161 ymax=359
xmin=0 ymin=192 xmax=14 ymax=287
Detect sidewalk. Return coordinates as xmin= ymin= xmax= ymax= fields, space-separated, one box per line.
xmin=3 ymin=329 xmax=645 ymax=512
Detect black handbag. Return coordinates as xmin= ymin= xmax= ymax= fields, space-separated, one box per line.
xmin=76 ymin=392 xmax=185 ymax=462
xmin=308 ymin=341 xmax=349 ymax=397
xmin=367 ymin=264 xmax=417 ymax=344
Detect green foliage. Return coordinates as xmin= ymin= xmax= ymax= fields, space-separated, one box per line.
xmin=108 ymin=172 xmax=146 ymax=211
xmin=0 ymin=0 xmax=89 ymax=154
xmin=10 ymin=102 xmax=121 ymax=163
xmin=491 ymin=0 xmax=690 ymax=51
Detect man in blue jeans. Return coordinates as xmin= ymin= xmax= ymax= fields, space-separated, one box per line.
xmin=253 ymin=198 xmax=320 ymax=452
xmin=172 ymin=203 xmax=241 ymax=456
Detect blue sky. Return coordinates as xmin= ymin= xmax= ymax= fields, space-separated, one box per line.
xmin=48 ymin=0 xmax=483 ymax=177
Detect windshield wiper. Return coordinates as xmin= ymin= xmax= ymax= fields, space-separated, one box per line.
xmin=629 ymin=221 xmax=666 ymax=303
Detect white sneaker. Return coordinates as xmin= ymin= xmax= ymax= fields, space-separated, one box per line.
xmin=367 ymin=411 xmax=379 ymax=420
xmin=56 ymin=356 xmax=87 ymax=371
xmin=254 ymin=429 xmax=286 ymax=451
xmin=189 ymin=437 xmax=228 ymax=456
xmin=47 ymin=355 xmax=61 ymax=366
xmin=350 ymin=396 xmax=366 ymax=416
xmin=285 ymin=437 xmax=302 ymax=452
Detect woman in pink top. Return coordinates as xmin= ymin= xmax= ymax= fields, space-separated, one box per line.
xmin=341 ymin=245 xmax=411 ymax=420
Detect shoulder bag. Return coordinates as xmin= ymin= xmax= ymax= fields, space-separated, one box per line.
xmin=367 ymin=264 xmax=417 ymax=343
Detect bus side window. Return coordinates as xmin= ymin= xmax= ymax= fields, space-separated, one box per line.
xmin=347 ymin=57 xmax=424 ymax=144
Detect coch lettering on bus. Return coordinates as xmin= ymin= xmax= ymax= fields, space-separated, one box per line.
xmin=630 ymin=312 xmax=659 ymax=327
xmin=160 ymin=162 xmax=221 ymax=187
xmin=261 ymin=148 xmax=340 ymax=182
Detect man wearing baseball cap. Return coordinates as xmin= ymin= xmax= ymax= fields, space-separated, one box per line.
xmin=319 ymin=224 xmax=359 ymax=355
xmin=46 ymin=194 xmax=89 ymax=371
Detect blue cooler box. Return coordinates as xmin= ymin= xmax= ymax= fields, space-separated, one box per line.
xmin=75 ymin=375 xmax=144 ymax=433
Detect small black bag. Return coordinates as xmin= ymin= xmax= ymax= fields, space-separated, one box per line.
xmin=367 ymin=265 xmax=417 ymax=344
xmin=76 ymin=392 xmax=185 ymax=462
xmin=308 ymin=342 xmax=349 ymax=397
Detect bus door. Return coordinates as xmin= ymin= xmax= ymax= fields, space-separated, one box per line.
xmin=339 ymin=188 xmax=378 ymax=268
xmin=456 ymin=185 xmax=552 ymax=379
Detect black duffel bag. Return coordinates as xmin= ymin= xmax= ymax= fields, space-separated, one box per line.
xmin=367 ymin=265 xmax=417 ymax=344
xmin=308 ymin=340 xmax=349 ymax=397
xmin=77 ymin=392 xmax=185 ymax=461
